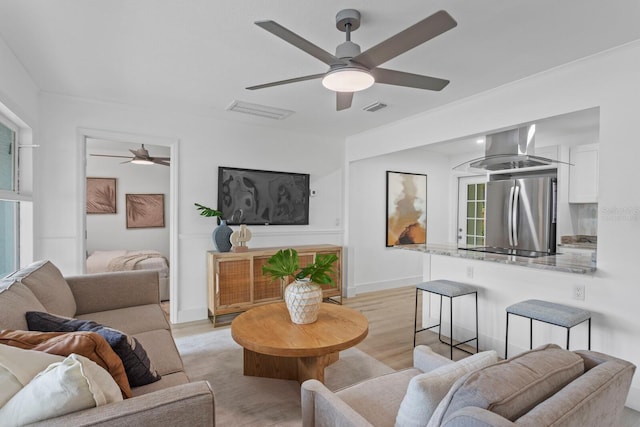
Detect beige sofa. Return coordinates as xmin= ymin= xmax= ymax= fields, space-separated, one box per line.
xmin=302 ymin=343 xmax=635 ymax=427
xmin=0 ymin=260 xmax=215 ymax=426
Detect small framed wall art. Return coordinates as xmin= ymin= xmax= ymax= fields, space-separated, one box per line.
xmin=126 ymin=194 xmax=165 ymax=229
xmin=86 ymin=177 xmax=117 ymax=214
xmin=386 ymin=171 xmax=427 ymax=247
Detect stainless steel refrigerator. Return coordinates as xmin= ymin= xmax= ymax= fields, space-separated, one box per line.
xmin=484 ymin=175 xmax=557 ymax=257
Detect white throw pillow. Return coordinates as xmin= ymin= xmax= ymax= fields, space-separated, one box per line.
xmin=0 ymin=353 xmax=123 ymax=425
xmin=0 ymin=344 xmax=64 ymax=406
xmin=395 ymin=350 xmax=498 ymax=427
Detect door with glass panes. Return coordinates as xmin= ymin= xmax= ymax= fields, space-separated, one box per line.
xmin=457 ymin=176 xmax=487 ymax=247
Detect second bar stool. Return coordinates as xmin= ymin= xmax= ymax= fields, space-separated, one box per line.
xmin=413 ymin=279 xmax=479 ymax=360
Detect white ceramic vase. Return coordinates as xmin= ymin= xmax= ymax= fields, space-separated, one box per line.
xmin=284 ymin=278 xmax=323 ymax=324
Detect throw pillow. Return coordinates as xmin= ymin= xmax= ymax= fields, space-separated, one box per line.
xmin=0 ymin=279 xmax=48 ymax=331
xmin=7 ymin=260 xmax=77 ymax=317
xmin=0 ymin=353 xmax=123 ymax=425
xmin=427 ymin=344 xmax=585 ymax=426
xmin=0 ymin=329 xmax=132 ymax=398
xmin=26 ymin=311 xmax=160 ymax=387
xmin=0 ymin=344 xmax=64 ymax=407
xmin=395 ymin=350 xmax=499 ymax=427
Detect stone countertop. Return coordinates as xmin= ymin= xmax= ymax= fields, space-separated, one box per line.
xmin=398 ymin=243 xmax=597 ymax=275
xmin=557 ymin=243 xmax=597 ymax=250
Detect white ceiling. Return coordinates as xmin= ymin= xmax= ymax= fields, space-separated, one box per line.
xmin=1 ymin=0 xmax=639 ymax=139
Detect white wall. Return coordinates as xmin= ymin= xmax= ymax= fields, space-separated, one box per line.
xmin=36 ymin=93 xmax=344 ymax=323
xmin=347 ymin=147 xmax=451 ymax=295
xmin=86 ymin=141 xmax=171 ymax=258
xmin=0 ymin=34 xmax=38 ymax=268
xmin=346 ymin=40 xmax=640 ymax=410
xmin=0 ymin=36 xmax=38 ymax=128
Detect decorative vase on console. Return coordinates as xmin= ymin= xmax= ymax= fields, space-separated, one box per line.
xmin=212 ymin=220 xmax=233 ymax=252
xmin=262 ymin=248 xmax=338 ymax=324
xmin=195 ymin=202 xmax=232 ymax=252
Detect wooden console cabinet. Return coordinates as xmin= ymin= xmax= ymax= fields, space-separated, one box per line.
xmin=207 ymin=245 xmax=342 ymax=324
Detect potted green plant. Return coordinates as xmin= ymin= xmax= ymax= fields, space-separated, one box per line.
xmin=262 ymin=248 xmax=338 ymax=324
xmin=195 ymin=203 xmax=232 ymax=252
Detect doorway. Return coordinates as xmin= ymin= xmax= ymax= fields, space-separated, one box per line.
xmin=79 ymin=128 xmax=179 ymax=322
xmin=457 ymin=176 xmax=487 ymax=247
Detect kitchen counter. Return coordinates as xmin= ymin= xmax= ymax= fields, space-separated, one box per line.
xmin=398 ymin=243 xmax=597 ymax=275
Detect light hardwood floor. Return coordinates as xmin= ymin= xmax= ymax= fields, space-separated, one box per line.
xmin=168 ymin=285 xmax=640 ymax=425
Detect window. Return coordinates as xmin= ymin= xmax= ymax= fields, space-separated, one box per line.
xmin=0 ymin=116 xmax=19 ymax=277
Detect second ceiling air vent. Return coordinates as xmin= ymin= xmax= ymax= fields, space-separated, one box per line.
xmin=362 ymin=102 xmax=387 ymax=112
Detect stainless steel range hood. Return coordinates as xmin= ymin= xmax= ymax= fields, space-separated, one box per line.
xmin=453 ymin=125 xmax=567 ymax=173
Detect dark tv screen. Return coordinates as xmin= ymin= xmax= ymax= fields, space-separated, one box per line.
xmin=217 ymin=166 xmax=310 ymax=225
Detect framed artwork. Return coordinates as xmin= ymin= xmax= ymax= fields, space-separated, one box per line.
xmin=217 ymin=166 xmax=310 ymax=225
xmin=386 ymin=171 xmax=427 ymax=247
xmin=126 ymin=194 xmax=165 ymax=228
xmin=86 ymin=177 xmax=117 ymax=214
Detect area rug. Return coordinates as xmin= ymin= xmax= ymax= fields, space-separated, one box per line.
xmin=174 ymin=326 xmax=395 ymax=426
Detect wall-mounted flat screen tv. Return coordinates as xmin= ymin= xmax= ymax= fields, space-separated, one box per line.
xmin=217 ymin=166 xmax=310 ymax=225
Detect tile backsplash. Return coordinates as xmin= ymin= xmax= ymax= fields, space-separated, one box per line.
xmin=569 ymin=203 xmax=598 ymax=236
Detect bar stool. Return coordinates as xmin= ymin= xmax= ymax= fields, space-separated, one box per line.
xmin=413 ymin=280 xmax=479 ymax=360
xmin=505 ymin=299 xmax=591 ymax=359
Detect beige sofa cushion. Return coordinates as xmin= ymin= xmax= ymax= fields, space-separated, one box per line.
xmin=428 ymin=344 xmax=584 ymax=426
xmin=134 ymin=329 xmax=184 ymax=376
xmin=76 ymin=304 xmax=170 ymax=336
xmin=0 ymin=279 xmax=47 ymax=330
xmin=8 ymin=260 xmax=76 ymax=317
xmin=395 ymin=350 xmax=498 ymax=427
xmin=336 ymin=368 xmax=422 ymax=426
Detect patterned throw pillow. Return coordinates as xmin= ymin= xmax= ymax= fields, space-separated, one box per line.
xmin=26 ymin=311 xmax=160 ymax=387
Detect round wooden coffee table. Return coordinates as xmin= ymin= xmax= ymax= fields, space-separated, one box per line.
xmin=231 ymin=302 xmax=368 ymax=384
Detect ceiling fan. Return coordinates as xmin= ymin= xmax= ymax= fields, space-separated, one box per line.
xmin=90 ymin=144 xmax=170 ymax=166
xmin=247 ymin=9 xmax=457 ymax=111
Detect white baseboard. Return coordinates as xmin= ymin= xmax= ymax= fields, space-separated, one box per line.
xmin=626 ymin=385 xmax=640 ymax=411
xmin=176 ymin=307 xmax=208 ymax=324
xmin=346 ymin=276 xmax=422 ymax=297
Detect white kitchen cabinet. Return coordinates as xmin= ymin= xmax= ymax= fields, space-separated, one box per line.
xmin=569 ymin=143 xmax=599 ymax=203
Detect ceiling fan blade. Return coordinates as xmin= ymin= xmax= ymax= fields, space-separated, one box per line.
xmin=352 ymin=10 xmax=457 ymax=69
xmin=336 ymin=92 xmax=353 ymax=111
xmin=255 ymin=20 xmax=345 ymax=66
xmin=247 ymin=73 xmax=325 ymax=90
xmin=152 ymin=159 xmax=170 ymax=166
xmin=90 ymin=154 xmax=134 ymax=159
xmin=371 ymin=68 xmax=449 ymax=91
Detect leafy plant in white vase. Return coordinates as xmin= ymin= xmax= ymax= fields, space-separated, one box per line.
xmin=262 ymin=248 xmax=338 ymax=324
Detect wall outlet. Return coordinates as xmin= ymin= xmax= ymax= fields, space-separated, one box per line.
xmin=466 ymin=266 xmax=474 ymax=278
xmin=573 ymin=284 xmax=586 ymax=300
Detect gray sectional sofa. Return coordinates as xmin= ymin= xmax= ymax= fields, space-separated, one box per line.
xmin=0 ymin=260 xmax=215 ymax=426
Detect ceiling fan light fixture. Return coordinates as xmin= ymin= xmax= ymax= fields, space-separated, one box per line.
xmin=322 ymin=68 xmax=374 ymax=92
xmin=131 ymin=158 xmax=154 ymax=165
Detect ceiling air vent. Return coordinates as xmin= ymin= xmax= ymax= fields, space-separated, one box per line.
xmin=362 ymin=102 xmax=387 ymax=112
xmin=225 ymin=100 xmax=294 ymax=120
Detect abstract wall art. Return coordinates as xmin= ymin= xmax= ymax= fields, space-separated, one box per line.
xmin=126 ymin=193 xmax=165 ymax=228
xmin=86 ymin=177 xmax=117 ymax=214
xmin=386 ymin=171 xmax=427 ymax=247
